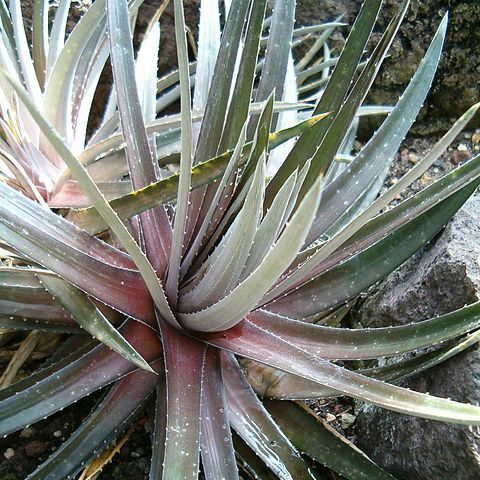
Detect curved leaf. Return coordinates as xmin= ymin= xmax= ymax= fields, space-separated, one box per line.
xmin=200 ymin=348 xmax=238 ymax=480
xmin=223 ymin=352 xmax=314 ymax=480
xmin=266 ymin=400 xmax=396 ymax=480
xmin=198 ymin=320 xmax=480 ymax=425
xmin=27 ymin=365 xmax=159 ymax=480
xmin=0 ymin=321 xmax=161 ymax=436
xmin=0 ymin=182 xmax=153 ymax=322
xmin=39 ymin=275 xmax=154 ymax=372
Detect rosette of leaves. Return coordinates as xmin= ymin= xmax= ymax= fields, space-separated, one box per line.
xmin=0 ymin=0 xmax=479 ymax=479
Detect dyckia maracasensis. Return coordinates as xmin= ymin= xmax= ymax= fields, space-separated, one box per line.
xmin=0 ymin=0 xmax=479 ymax=479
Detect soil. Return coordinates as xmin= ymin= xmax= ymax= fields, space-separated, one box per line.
xmin=0 ymin=387 xmax=153 ymax=480
xmin=0 ymin=394 xmax=98 ymax=479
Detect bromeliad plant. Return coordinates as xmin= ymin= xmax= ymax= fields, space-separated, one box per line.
xmin=0 ymin=0 xmax=480 ymax=478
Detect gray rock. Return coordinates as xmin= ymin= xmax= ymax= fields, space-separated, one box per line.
xmin=356 ymin=350 xmax=480 ymax=480
xmin=356 ymin=193 xmax=480 ymax=328
xmin=354 ymin=192 xmax=480 ymax=480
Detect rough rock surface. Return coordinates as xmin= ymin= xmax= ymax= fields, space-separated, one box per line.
xmin=353 ymin=192 xmax=480 ymax=480
xmin=296 ymin=0 xmax=480 ymax=133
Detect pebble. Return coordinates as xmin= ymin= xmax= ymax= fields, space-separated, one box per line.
xmin=53 ymin=430 xmax=62 ymax=438
xmin=20 ymin=426 xmax=36 ymax=439
xmin=340 ymin=413 xmax=356 ymax=430
xmin=408 ymin=153 xmax=419 ymax=164
xmin=3 ymin=448 xmax=14 ymax=460
xmin=450 ymin=149 xmax=471 ymax=164
xmin=325 ymin=413 xmax=336 ymax=422
xmin=457 ymin=143 xmax=468 ymax=152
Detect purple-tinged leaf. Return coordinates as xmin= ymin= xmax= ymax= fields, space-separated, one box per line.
xmin=159 ymin=319 xmax=205 ymax=480
xmin=222 ymin=352 xmax=315 ymax=480
xmin=245 ymin=305 xmax=480 ymax=360
xmin=0 ymin=182 xmax=154 ymax=323
xmin=149 ymin=380 xmax=167 ymax=480
xmin=107 ymin=0 xmax=172 ymax=276
xmin=0 ymin=338 xmax=95 ymax=403
xmin=0 ymin=270 xmax=72 ymax=321
xmin=198 ymin=321 xmax=480 ymax=425
xmin=201 ymin=348 xmax=238 ymax=480
xmin=1 ymin=65 xmax=176 ymax=326
xmin=48 ymin=179 xmax=132 ymax=208
xmin=27 ymin=363 xmax=160 ymax=480
xmin=0 ymin=321 xmax=161 ymax=436
xmin=239 ymin=330 xmax=480 ymax=401
xmin=39 ymin=275 xmax=155 ymax=372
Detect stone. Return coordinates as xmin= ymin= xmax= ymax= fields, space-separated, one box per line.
xmin=3 ymin=448 xmax=14 ymax=460
xmin=295 ymin=0 xmax=480 ymax=134
xmin=19 ymin=427 xmax=36 ymax=439
xmin=353 ymin=192 xmax=480 ymax=480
